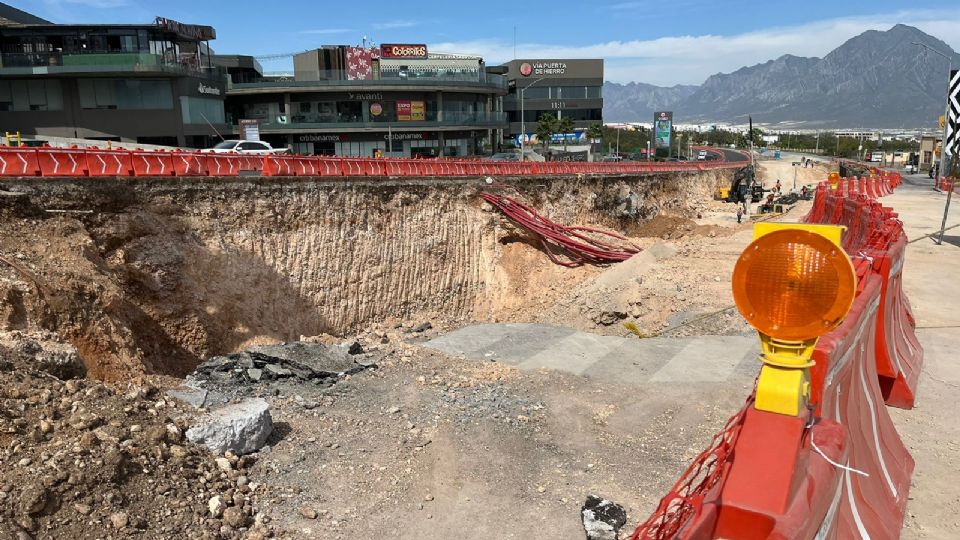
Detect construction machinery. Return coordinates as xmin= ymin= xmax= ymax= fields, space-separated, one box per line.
xmin=717 ymin=165 xmax=764 ymax=203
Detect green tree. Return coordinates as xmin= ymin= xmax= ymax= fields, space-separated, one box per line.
xmin=536 ymin=113 xmax=557 ymax=153
xmin=557 ymin=116 xmax=575 ymax=151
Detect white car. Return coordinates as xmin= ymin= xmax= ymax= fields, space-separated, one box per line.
xmin=697 ymin=150 xmax=708 ymax=161
xmin=202 ymin=140 xmax=287 ymax=155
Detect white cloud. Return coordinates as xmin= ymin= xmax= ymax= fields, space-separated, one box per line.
xmin=429 ymin=9 xmax=960 ymax=86
xmin=372 ymin=20 xmax=418 ymax=30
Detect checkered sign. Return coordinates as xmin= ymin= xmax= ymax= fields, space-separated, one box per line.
xmin=946 ymin=69 xmax=960 ymax=157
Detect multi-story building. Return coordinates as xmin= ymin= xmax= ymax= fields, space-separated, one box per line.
xmin=0 ymin=9 xmax=229 ymax=147
xmin=499 ymin=59 xmax=603 ymax=145
xmin=224 ymin=44 xmax=508 ymax=157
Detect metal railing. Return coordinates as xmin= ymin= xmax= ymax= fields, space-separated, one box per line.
xmin=0 ymin=52 xmax=225 ymax=78
xmin=230 ymin=72 xmax=507 ymax=91
xmin=260 ymin=111 xmax=507 ymax=130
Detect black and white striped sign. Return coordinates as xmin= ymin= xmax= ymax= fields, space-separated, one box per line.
xmin=946 ymin=69 xmax=960 ymax=157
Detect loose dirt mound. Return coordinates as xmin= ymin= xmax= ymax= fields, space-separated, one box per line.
xmin=623 ymin=215 xmax=732 ymax=240
xmin=0 ymin=331 xmax=275 ymax=539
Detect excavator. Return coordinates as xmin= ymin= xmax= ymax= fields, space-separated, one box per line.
xmin=716 ymin=165 xmax=764 ymax=203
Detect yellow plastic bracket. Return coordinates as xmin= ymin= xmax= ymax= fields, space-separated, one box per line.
xmin=756 ymin=363 xmax=811 ymax=417
xmin=752 ymin=222 xmax=845 ymax=247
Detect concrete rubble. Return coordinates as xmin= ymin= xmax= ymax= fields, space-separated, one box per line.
xmin=186 ymin=398 xmax=274 ymax=455
xmin=581 ymin=495 xmax=628 ymax=540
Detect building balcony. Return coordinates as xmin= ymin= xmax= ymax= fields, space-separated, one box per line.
xmin=255 ymin=110 xmax=508 ymax=132
xmin=228 ymin=72 xmax=508 ymax=95
xmin=0 ymin=52 xmax=225 ymax=79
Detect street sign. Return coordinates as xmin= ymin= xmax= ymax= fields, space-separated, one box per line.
xmin=946 ymin=69 xmax=960 ymax=157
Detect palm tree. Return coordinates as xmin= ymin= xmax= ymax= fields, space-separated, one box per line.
xmin=536 ymin=113 xmax=557 ymax=154
xmin=557 ymin=116 xmax=575 ymax=152
xmin=586 ymin=123 xmax=603 ymax=156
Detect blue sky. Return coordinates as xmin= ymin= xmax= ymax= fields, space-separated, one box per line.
xmin=16 ymin=0 xmax=960 ymax=85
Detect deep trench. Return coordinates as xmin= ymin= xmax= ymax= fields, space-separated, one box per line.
xmin=0 ymin=171 xmax=730 ymax=381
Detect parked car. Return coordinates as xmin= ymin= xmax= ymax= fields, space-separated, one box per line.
xmin=201 ymin=140 xmax=287 ymax=155
xmin=697 ymin=150 xmax=708 ymax=161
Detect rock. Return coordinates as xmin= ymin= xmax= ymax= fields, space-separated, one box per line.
xmin=110 ymin=512 xmax=129 ymax=529
xmin=299 ymin=506 xmax=318 ymax=519
xmin=581 ymin=495 xmax=627 ymax=540
xmin=186 ymin=398 xmax=273 ymax=455
xmin=166 ymin=387 xmax=210 ymax=409
xmin=424 ymin=494 xmax=434 ymax=502
xmin=215 ymin=457 xmax=233 ymax=472
xmin=208 ymin=496 xmax=225 ymax=518
xmin=74 ymin=503 xmax=92 ymax=515
xmin=35 ymin=343 xmax=86 ymax=380
xmin=264 ymin=364 xmax=292 ymax=378
xmin=412 ymin=322 xmax=433 ymax=333
xmin=246 ymin=368 xmax=263 ymax=382
xmin=20 ymin=486 xmax=49 ymax=515
xmin=344 ymin=341 xmax=364 ymax=355
xmin=222 ymin=506 xmax=248 ymax=528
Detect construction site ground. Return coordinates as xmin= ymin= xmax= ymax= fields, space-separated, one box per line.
xmin=0 ymin=162 xmax=956 ymax=539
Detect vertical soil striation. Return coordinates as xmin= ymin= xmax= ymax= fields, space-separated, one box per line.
xmin=0 ymin=171 xmax=729 ymax=379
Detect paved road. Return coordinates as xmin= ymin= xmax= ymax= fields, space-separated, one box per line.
xmin=426 ymin=323 xmax=759 ymax=385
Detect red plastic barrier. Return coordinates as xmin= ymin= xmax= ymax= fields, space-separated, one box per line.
xmin=0 ymin=147 xmax=39 ymax=176
xmin=201 ymin=153 xmax=241 ymax=176
xmin=130 ymin=150 xmax=174 ymax=176
xmin=170 ymin=151 xmax=205 ymax=176
xmin=86 ymin=148 xmax=133 ymax=176
xmin=36 ymin=147 xmax=88 ymax=177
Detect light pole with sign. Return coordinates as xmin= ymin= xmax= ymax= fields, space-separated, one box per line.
xmin=519 ymin=77 xmax=546 ymax=160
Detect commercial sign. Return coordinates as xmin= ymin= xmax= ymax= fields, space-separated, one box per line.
xmin=239 ymin=119 xmax=260 ymax=142
xmin=512 ymin=59 xmax=603 ymax=80
xmin=197 ymin=83 xmax=221 ymax=96
xmin=519 ymin=61 xmax=567 ymax=77
xmin=380 ymin=44 xmax=428 ymax=59
xmin=154 ymin=16 xmax=215 ymax=40
xmin=369 ymin=102 xmax=383 ymax=116
xmin=653 ymin=111 xmax=673 ymax=149
xmin=396 ymin=100 xmax=425 ymax=121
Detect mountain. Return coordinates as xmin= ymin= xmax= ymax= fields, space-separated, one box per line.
xmin=603 ymin=25 xmax=960 ymax=128
xmin=602 ymin=82 xmax=697 ymax=122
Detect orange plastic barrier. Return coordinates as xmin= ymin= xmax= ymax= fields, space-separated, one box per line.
xmin=130 ymin=150 xmax=174 ymax=176
xmin=36 ymin=147 xmax=88 ymax=177
xmin=170 ymin=151 xmax=205 ymax=176
xmin=201 ymin=153 xmax=241 ymax=176
xmin=631 ymin=167 xmax=918 ymax=539
xmin=86 ymin=148 xmax=133 ymax=176
xmin=0 ymin=147 xmax=39 ymax=176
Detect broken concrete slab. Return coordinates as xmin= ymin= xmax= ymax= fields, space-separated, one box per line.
xmin=581 ymin=495 xmax=627 ymax=540
xmin=185 ymin=398 xmax=273 ymax=455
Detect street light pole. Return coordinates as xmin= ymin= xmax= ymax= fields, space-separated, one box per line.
xmin=913 ymin=42 xmax=952 ymax=180
xmin=518 ymin=77 xmax=545 ymax=161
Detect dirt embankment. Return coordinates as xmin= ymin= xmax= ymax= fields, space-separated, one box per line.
xmin=0 ymin=171 xmax=730 ymax=380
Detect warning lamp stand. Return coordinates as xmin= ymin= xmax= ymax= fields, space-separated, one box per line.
xmin=755 ymin=336 xmax=817 ymax=416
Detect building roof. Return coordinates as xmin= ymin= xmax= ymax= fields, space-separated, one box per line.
xmin=0 ymin=2 xmax=52 ymax=26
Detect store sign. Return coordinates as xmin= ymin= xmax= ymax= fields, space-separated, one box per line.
xmin=369 ymin=102 xmax=383 ymax=116
xmin=653 ymin=111 xmax=673 ymax=149
xmin=299 ymin=134 xmax=343 ymax=142
xmin=380 ymin=43 xmax=428 ymax=59
xmin=154 ymin=16 xmax=215 ymax=40
xmin=396 ymin=100 xmax=425 ymax=121
xmin=239 ymin=119 xmax=260 ymax=142
xmin=384 ymin=132 xmax=427 ymax=141
xmin=521 ymin=61 xmax=567 ymax=76
xmin=197 ymin=83 xmax=221 ymax=96
xmin=348 ymin=92 xmax=383 ymax=101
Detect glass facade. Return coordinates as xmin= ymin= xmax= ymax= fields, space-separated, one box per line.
xmin=78 ymin=78 xmax=173 ymax=110
xmin=180 ymin=95 xmax=225 ymax=124
xmin=0 ymin=79 xmax=63 ymax=111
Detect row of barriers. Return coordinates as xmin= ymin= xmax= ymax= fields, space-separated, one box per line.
xmin=630 ymin=167 xmax=921 ymax=539
xmin=935 ymin=176 xmax=960 ymax=193
xmin=0 ymin=145 xmax=748 ymax=179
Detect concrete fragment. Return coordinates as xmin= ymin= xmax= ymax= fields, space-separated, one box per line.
xmin=186 ymin=398 xmax=273 ymax=455
xmin=264 ymin=364 xmax=292 ymax=377
xmin=246 ymin=368 xmax=262 ymax=382
xmin=166 ymin=386 xmax=209 ymax=409
xmin=581 ymin=495 xmax=627 ymax=540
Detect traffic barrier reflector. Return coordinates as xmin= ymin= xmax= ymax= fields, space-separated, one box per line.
xmin=0 ymin=146 xmax=39 ymax=176
xmin=170 ymin=151 xmax=205 ymax=176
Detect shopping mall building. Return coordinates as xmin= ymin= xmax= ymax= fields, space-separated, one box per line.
xmin=224 ymin=44 xmax=508 ymax=157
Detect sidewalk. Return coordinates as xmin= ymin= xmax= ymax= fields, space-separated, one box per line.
xmin=884 ymin=181 xmax=960 ymax=539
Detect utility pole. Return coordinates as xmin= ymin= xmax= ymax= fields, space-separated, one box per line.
xmin=815 ymin=130 xmax=820 ymax=155
xmin=518 ymin=77 xmax=545 ymax=161
xmin=615 ymin=127 xmax=620 ymax=157
xmin=646 ymin=140 xmax=651 ymax=161
xmin=913 ymin=42 xmax=952 ymax=181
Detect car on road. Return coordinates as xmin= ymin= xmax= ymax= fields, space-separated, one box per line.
xmin=201 ymin=140 xmax=287 ymax=155
xmin=697 ymin=150 xmax=708 ymax=161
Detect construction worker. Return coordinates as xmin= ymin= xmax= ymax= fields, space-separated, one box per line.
xmin=775 ymin=178 xmax=782 ymax=194
xmin=736 ymin=205 xmax=744 ymax=224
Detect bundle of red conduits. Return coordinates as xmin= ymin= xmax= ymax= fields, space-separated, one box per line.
xmin=481 ymin=191 xmax=641 ymax=267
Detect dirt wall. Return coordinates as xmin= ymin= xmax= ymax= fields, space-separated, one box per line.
xmin=0 ymin=171 xmax=731 ymax=380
